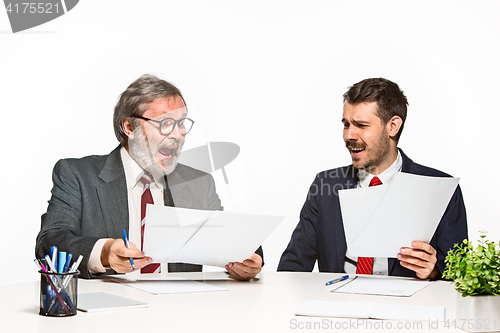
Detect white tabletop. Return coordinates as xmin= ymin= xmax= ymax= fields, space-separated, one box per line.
xmin=1 ymin=272 xmax=463 ymax=333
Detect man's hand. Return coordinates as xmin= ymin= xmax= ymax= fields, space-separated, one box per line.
xmin=225 ymin=253 xmax=263 ymax=281
xmin=398 ymin=241 xmax=439 ymax=279
xmin=101 ymin=239 xmax=153 ymax=273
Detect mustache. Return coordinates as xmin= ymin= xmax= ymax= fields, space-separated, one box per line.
xmin=159 ymin=141 xmax=180 ymax=149
xmin=345 ymin=142 xmax=366 ymax=149
xmin=157 ymin=136 xmax=182 ymax=148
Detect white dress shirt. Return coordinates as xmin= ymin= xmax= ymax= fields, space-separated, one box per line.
xmin=87 ymin=147 xmax=165 ymax=274
xmin=344 ymin=150 xmax=403 ymax=275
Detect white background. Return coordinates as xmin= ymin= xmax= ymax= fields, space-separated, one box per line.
xmin=1 ymin=0 xmax=499 ymax=286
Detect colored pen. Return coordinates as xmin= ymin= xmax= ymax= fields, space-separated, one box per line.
xmin=45 ymin=255 xmax=57 ymax=273
xmin=325 ymin=275 xmax=349 ymax=286
xmin=49 ymin=255 xmax=80 ymax=314
xmin=61 ymin=255 xmax=83 ymax=290
xmin=39 ymin=262 xmax=70 ymax=314
xmin=73 ymin=255 xmax=83 ymax=271
xmin=122 ymin=229 xmax=135 ymax=271
xmin=58 ymin=252 xmax=67 ymax=274
xmin=62 ymin=253 xmax=72 ymax=273
xmin=34 ymin=259 xmax=43 ymax=272
xmin=51 ymin=246 xmax=58 ymax=272
xmin=44 ymin=255 xmax=67 ymax=290
xmin=67 ymin=255 xmax=83 ymax=274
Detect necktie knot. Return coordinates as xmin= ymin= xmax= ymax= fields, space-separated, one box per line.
xmin=369 ymin=176 xmax=382 ymax=187
xmin=140 ymin=173 xmax=152 ymax=186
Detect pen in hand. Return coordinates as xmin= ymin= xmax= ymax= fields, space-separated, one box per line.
xmin=121 ymin=229 xmax=136 ymax=271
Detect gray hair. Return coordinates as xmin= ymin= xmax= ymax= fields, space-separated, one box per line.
xmin=113 ymin=74 xmax=185 ymax=145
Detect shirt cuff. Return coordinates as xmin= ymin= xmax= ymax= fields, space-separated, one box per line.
xmin=88 ymin=238 xmax=111 ymax=273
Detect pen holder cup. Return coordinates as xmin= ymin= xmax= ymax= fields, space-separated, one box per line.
xmin=39 ymin=270 xmax=79 ymax=317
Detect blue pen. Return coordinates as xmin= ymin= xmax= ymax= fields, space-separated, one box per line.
xmin=325 ymin=275 xmax=349 ymax=286
xmin=62 ymin=253 xmax=72 ymax=273
xmin=51 ymin=246 xmax=58 ymax=272
xmin=121 ymin=229 xmax=135 ymax=271
xmin=58 ymin=252 xmax=66 ymax=274
xmin=50 ymin=246 xmax=56 ymax=272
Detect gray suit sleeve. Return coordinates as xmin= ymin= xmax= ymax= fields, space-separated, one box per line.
xmin=35 ymin=159 xmax=100 ymax=278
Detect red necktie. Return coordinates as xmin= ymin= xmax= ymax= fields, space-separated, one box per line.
xmin=140 ymin=173 xmax=161 ymax=273
xmin=356 ymin=176 xmax=382 ymax=275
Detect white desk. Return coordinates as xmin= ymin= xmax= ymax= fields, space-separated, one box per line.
xmin=1 ymin=272 xmax=464 ymax=332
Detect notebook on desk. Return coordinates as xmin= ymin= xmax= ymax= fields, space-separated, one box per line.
xmin=77 ymin=292 xmax=148 ymax=312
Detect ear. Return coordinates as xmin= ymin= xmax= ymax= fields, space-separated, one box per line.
xmin=387 ymin=116 xmax=403 ymax=139
xmin=122 ymin=118 xmax=135 ymax=140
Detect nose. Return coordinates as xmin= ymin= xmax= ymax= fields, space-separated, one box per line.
xmin=344 ymin=126 xmax=358 ymax=141
xmin=167 ymin=122 xmax=183 ymax=139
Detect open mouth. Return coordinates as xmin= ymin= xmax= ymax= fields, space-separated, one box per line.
xmin=350 ymin=147 xmax=365 ymax=154
xmin=159 ymin=147 xmax=176 ymax=159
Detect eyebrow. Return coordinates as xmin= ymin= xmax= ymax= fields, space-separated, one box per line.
xmin=154 ymin=112 xmax=188 ymax=120
xmin=341 ymin=118 xmax=369 ymax=125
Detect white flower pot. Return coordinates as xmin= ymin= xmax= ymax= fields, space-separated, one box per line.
xmin=456 ymin=292 xmax=500 ymax=332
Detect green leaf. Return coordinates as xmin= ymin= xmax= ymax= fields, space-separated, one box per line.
xmin=444 ymin=232 xmax=500 ymax=296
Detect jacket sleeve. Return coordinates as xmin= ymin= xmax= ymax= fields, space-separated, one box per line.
xmin=35 ymin=159 xmax=100 ymax=279
xmin=277 ymin=176 xmax=320 ymax=272
xmin=431 ymin=184 xmax=468 ymax=277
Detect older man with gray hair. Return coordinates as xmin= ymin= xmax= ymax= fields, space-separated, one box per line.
xmin=36 ymin=74 xmax=263 ymax=280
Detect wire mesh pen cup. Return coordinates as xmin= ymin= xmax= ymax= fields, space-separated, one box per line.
xmin=39 ymin=270 xmax=79 ymax=317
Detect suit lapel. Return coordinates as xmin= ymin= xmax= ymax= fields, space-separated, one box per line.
xmin=167 ymin=170 xmax=198 ymax=208
xmin=96 ymin=146 xmax=129 ymax=238
xmin=166 ymin=169 xmax=202 ymax=209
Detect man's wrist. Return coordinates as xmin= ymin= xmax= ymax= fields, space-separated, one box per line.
xmin=429 ymin=266 xmax=441 ymax=280
xmin=100 ymin=239 xmax=114 ymax=269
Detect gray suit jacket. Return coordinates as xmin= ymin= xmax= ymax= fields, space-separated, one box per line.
xmin=36 ymin=146 xmax=223 ymax=278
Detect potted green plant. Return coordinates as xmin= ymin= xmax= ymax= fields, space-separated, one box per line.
xmin=443 ymin=231 xmax=500 ymax=332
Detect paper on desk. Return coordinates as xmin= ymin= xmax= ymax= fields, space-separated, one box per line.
xmin=110 ymin=273 xmax=233 ymax=282
xmin=117 ymin=277 xmax=228 ymax=294
xmin=143 ymin=205 xmax=284 ymax=267
xmin=332 ymin=276 xmax=434 ymax=297
xmin=339 ymin=172 xmax=459 ymax=257
xmin=296 ymin=300 xmax=445 ymax=321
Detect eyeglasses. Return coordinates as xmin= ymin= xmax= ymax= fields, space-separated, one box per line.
xmin=131 ymin=115 xmax=195 ymax=136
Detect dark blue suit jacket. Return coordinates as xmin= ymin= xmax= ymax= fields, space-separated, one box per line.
xmin=277 ymin=149 xmax=467 ymax=278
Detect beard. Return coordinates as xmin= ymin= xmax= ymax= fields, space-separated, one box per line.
xmin=128 ymin=126 xmax=183 ymax=178
xmin=346 ymin=127 xmax=390 ymax=173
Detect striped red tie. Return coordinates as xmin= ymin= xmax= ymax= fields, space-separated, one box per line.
xmin=356 ymin=176 xmax=382 ymax=275
xmin=140 ymin=173 xmax=161 ymax=273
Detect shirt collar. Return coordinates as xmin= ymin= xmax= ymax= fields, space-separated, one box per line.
xmin=358 ymin=150 xmax=402 ymax=188
xmin=120 ymin=146 xmax=164 ymax=190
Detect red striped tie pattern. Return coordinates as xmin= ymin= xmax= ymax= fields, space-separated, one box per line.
xmin=140 ymin=173 xmax=161 ymax=273
xmin=355 ymin=176 xmax=382 ymax=275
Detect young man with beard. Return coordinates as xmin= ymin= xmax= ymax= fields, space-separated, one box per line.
xmin=277 ymin=78 xmax=467 ymax=279
xmin=36 ymin=74 xmax=262 ymax=280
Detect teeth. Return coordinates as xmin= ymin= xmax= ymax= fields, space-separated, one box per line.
xmin=351 ymin=148 xmax=364 ymax=152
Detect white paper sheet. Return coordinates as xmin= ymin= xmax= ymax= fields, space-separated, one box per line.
xmin=296 ymin=300 xmax=445 ymax=321
xmin=120 ymin=277 xmax=228 ymax=294
xmin=339 ymin=172 xmax=459 ymax=257
xmin=143 ymin=206 xmax=284 ymax=267
xmin=332 ymin=276 xmax=434 ymax=297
